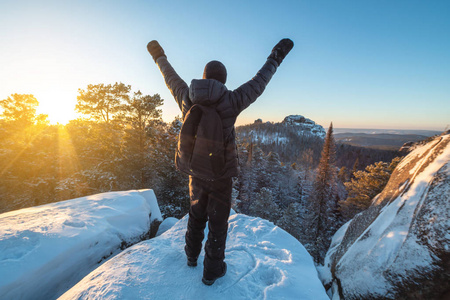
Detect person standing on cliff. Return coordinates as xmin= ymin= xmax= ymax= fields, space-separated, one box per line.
xmin=147 ymin=38 xmax=293 ymax=285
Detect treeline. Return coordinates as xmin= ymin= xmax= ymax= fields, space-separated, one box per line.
xmin=0 ymin=85 xmax=189 ymax=216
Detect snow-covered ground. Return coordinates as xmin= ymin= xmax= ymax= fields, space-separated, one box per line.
xmin=61 ymin=213 xmax=329 ymax=300
xmin=0 ymin=189 xmax=162 ymax=300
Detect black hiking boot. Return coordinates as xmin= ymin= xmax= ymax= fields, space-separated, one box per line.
xmin=187 ymin=257 xmax=197 ymax=267
xmin=202 ymin=262 xmax=227 ymax=286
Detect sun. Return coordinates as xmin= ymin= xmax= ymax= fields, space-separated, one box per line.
xmin=37 ymin=94 xmax=78 ymax=125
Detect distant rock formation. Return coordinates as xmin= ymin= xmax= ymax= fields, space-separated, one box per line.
xmin=321 ymin=133 xmax=450 ymax=299
xmin=236 ymin=115 xmax=325 ymax=149
xmin=282 ymin=115 xmax=326 ymax=138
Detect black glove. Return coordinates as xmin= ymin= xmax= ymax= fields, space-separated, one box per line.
xmin=268 ymin=38 xmax=294 ymax=65
xmin=147 ymin=40 xmax=166 ymax=62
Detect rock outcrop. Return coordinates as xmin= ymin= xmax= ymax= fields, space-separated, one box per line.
xmin=0 ymin=189 xmax=162 ymax=300
xmin=60 ymin=214 xmax=329 ymax=300
xmin=282 ymin=115 xmax=326 ymax=138
xmin=322 ymin=134 xmax=450 ymax=299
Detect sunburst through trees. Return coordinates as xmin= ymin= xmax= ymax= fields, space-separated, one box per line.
xmin=0 ymin=85 xmax=188 ymax=216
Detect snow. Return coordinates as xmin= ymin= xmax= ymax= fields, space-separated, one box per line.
xmin=60 ymin=214 xmax=329 ymax=300
xmin=1 ymin=189 xmax=328 ymax=300
xmin=240 ymin=115 xmax=326 ymax=145
xmin=396 ymin=135 xmax=441 ymax=173
xmin=318 ymin=220 xmax=351 ymax=286
xmin=328 ymin=135 xmax=450 ymax=298
xmin=155 ymin=217 xmax=178 ymax=236
xmin=0 ymin=189 xmax=162 ymax=300
xmin=138 ymin=189 xmax=163 ymax=223
xmin=251 ymin=132 xmax=290 ymax=145
xmin=282 ymin=115 xmax=326 ymax=138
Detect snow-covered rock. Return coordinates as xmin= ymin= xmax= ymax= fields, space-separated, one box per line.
xmin=398 ymin=140 xmax=416 ymax=153
xmin=0 ymin=189 xmax=162 ymax=300
xmin=282 ymin=115 xmax=326 ymax=138
xmin=60 ymin=214 xmax=329 ymax=300
xmin=155 ymin=217 xmax=178 ymax=236
xmin=323 ymin=134 xmax=450 ymax=299
xmin=237 ymin=114 xmax=325 ymax=149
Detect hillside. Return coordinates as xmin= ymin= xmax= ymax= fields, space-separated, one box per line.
xmin=238 ymin=115 xmax=326 ymax=141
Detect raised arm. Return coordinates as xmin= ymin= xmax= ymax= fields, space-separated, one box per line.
xmin=147 ymin=41 xmax=191 ymax=114
xmin=230 ymin=39 xmax=294 ymax=115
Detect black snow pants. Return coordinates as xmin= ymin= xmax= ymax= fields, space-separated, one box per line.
xmin=185 ymin=176 xmax=232 ymax=278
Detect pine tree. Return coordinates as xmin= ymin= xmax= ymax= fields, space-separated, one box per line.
xmin=150 ymin=118 xmax=189 ymax=218
xmin=340 ymin=157 xmax=401 ymax=219
xmin=76 ymin=82 xmax=131 ymax=123
xmin=249 ymin=187 xmax=280 ymax=222
xmin=238 ymin=145 xmax=268 ymax=214
xmin=351 ymin=157 xmax=359 ymax=178
xmin=311 ymin=122 xmax=337 ymax=263
xmin=122 ymin=92 xmax=163 ymax=187
xmin=300 ymin=148 xmax=314 ymax=180
xmin=252 ymin=146 xmax=268 ymax=191
xmin=0 ymin=94 xmax=55 ymax=212
xmin=0 ymin=94 xmax=47 ymax=126
xmin=338 ymin=166 xmax=350 ymax=183
xmin=277 ymin=202 xmax=303 ymax=239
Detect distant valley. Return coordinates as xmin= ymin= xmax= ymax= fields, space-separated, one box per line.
xmin=334 ymin=130 xmax=441 ymax=150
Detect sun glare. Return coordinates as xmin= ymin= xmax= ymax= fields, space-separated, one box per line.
xmin=37 ymin=95 xmax=78 ymax=125
xmin=2 ymin=35 xmax=84 ymax=125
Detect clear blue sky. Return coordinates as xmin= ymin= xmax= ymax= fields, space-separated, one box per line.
xmin=1 ymin=0 xmax=449 ymax=130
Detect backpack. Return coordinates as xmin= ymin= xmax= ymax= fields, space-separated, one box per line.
xmin=175 ymin=104 xmax=226 ymax=180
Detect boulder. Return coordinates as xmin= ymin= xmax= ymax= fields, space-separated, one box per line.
xmin=323 ymin=134 xmax=450 ymax=299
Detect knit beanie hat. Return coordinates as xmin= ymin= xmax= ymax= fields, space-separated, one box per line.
xmin=203 ymin=60 xmax=227 ymax=84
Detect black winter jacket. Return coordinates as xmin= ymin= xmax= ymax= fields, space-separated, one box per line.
xmin=155 ymin=57 xmax=279 ymax=178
